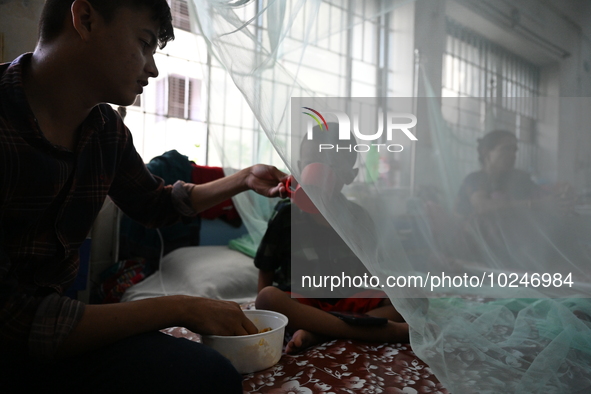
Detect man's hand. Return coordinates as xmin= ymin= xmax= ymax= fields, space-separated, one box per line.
xmin=180 ymin=297 xmax=259 ymax=336
xmin=188 ymin=164 xmax=289 ymax=213
xmin=55 ymin=295 xmax=259 ymax=359
xmin=245 ymin=164 xmax=289 ymax=198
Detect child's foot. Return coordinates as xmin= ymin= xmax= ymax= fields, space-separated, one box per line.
xmin=285 ymin=329 xmax=328 ymax=354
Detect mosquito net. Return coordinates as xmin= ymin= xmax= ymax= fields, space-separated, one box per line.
xmin=188 ymin=0 xmax=591 ymax=392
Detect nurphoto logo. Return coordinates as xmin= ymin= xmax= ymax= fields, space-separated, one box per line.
xmin=301 ymin=107 xmax=417 ymax=153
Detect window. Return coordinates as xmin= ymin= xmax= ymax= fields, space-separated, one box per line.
xmin=168 ymin=75 xmax=186 ymax=118
xmin=130 ymin=0 xmax=405 ymax=171
xmin=442 ymin=18 xmax=540 ymax=174
xmin=443 ymin=18 xmax=540 ymax=101
xmin=156 ymin=75 xmax=202 ymax=120
xmin=171 ymin=0 xmax=191 ymax=32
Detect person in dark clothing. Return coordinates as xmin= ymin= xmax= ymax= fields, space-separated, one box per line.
xmin=255 ymin=124 xmax=408 ymax=354
xmin=0 ymin=1 xmax=287 ymax=392
xmin=455 ymin=130 xmax=575 ymax=265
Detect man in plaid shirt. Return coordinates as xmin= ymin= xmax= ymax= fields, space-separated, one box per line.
xmin=0 ymin=0 xmax=287 ymax=392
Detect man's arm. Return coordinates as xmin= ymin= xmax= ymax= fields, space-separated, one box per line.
xmin=57 ymin=164 xmax=288 ymax=359
xmin=55 ymin=295 xmax=258 ymax=358
xmin=188 ymin=165 xmax=288 ymax=213
xmin=468 ymin=190 xmax=530 ymax=215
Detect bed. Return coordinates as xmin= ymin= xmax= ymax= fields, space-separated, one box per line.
xmin=89 ymin=201 xmax=591 ymax=393
xmin=121 ymin=246 xmax=448 ymax=394
xmin=164 ymin=324 xmax=446 ymax=394
xmin=85 ymin=199 xmax=446 ymax=392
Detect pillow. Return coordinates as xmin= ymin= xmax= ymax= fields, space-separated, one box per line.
xmin=121 ymin=246 xmax=258 ymax=304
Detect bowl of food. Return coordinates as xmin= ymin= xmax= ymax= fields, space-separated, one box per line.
xmin=202 ymin=309 xmax=288 ymax=374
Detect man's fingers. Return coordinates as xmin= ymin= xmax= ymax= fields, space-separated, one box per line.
xmin=270 ymin=183 xmax=287 ymax=198
xmin=277 ymin=183 xmax=288 ymax=198
xmin=242 ymin=314 xmax=259 ymax=335
xmin=228 ymin=315 xmax=257 ymax=336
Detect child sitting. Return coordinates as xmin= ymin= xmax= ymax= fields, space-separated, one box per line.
xmin=254 ymin=123 xmax=409 ymax=353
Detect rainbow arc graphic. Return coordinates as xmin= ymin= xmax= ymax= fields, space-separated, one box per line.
xmin=301 ymin=107 xmax=329 ymax=131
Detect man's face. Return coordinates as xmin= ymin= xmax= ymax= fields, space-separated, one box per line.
xmin=86 ymin=6 xmax=161 ymax=106
xmin=486 ymin=136 xmax=518 ymax=173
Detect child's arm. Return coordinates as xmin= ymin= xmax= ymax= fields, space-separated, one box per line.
xmin=257 ymin=270 xmax=275 ymax=293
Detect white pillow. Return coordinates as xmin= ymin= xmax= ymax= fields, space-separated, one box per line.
xmin=121 ymin=246 xmax=258 ymax=304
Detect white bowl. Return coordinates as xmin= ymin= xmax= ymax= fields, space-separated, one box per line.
xmin=202 ymin=309 xmax=288 ymax=374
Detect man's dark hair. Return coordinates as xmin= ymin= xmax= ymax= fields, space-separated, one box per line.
xmin=477 ymin=129 xmax=517 ymax=165
xmin=39 ymin=0 xmax=175 ymax=48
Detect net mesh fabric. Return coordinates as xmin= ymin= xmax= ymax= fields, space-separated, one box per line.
xmin=189 ymin=1 xmax=591 ymax=392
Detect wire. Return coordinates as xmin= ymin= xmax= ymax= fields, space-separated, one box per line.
xmin=156 ymin=228 xmax=168 ymax=296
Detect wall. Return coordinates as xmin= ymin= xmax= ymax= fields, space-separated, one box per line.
xmin=0 ymin=0 xmax=44 ymax=62
xmin=443 ymin=0 xmax=591 ymax=187
xmin=2 ymin=0 xmax=589 ymax=189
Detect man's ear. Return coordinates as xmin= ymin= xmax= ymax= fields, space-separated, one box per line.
xmin=71 ymin=0 xmax=97 ymax=40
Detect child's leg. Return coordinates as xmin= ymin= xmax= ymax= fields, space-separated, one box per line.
xmin=365 ymin=298 xmax=406 ymax=322
xmin=255 ymin=286 xmax=409 ymax=353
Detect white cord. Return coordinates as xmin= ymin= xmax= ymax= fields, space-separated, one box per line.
xmin=156 ymin=228 xmax=168 ymax=296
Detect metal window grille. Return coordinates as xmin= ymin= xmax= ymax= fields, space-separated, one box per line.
xmin=442 ymin=18 xmax=540 ymax=176
xmin=140 ymin=0 xmax=395 ymax=170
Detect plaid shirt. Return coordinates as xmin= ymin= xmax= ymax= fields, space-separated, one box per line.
xmin=0 ymin=54 xmax=195 ymax=360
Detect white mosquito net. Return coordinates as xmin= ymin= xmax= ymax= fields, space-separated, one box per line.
xmin=188 ymin=0 xmax=591 ymax=392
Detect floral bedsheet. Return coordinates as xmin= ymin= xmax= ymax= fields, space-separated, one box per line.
xmin=162 ymin=297 xmax=591 ymax=393
xmin=241 ymin=338 xmax=448 ymax=394
xmin=161 ymin=301 xmax=448 ymax=394
xmin=161 ymin=325 xmax=447 ymax=394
